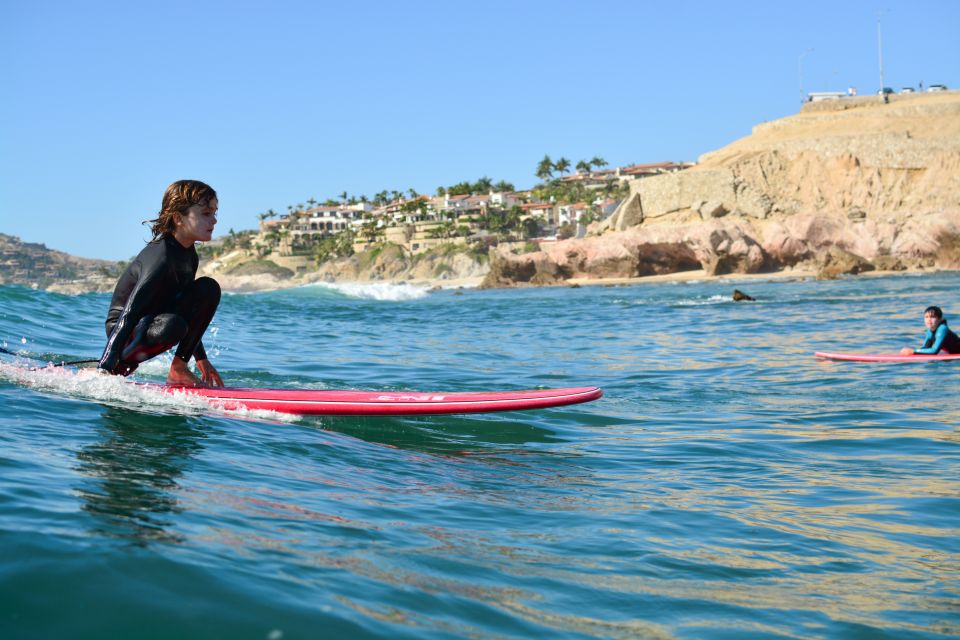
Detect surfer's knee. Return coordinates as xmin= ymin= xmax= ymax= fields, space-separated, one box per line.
xmin=194 ymin=277 xmax=221 ymax=306
xmin=148 ymin=313 xmax=188 ymax=345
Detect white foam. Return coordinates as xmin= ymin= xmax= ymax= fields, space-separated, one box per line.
xmin=0 ymin=362 xmax=298 ymax=423
xmin=675 ymin=294 xmax=731 ymax=306
xmin=306 ymin=281 xmax=430 ymax=301
xmin=611 ymin=294 xmax=731 ymax=307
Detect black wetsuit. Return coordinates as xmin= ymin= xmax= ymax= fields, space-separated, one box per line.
xmin=98 ymin=234 xmax=220 ymax=375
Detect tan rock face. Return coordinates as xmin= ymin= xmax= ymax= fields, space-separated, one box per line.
xmin=312 ymin=244 xmax=489 ymax=285
xmin=485 ymin=93 xmax=960 ymax=287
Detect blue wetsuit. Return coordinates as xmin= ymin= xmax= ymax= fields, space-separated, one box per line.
xmin=916 ymin=320 xmax=960 ymax=354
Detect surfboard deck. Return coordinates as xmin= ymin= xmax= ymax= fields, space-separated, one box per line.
xmin=815 ymin=351 xmax=960 ymax=363
xmin=148 ymin=384 xmax=604 ymax=416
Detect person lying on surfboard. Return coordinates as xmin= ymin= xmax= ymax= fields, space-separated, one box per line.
xmin=97 ymin=180 xmax=224 ymax=387
xmin=899 ymin=306 xmax=960 ymax=356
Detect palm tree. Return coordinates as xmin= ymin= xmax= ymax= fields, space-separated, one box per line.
xmin=590 ymin=156 xmax=608 ymax=170
xmin=506 ymin=205 xmax=523 ymax=233
xmin=536 ymin=155 xmax=554 ymax=182
xmin=473 ymin=176 xmax=493 ymax=193
xmin=555 ymin=157 xmax=571 ymax=176
xmin=493 ymin=180 xmax=514 ymax=193
xmin=360 ymin=220 xmax=384 ymax=242
xmin=339 ymin=191 xmax=348 ymax=203
xmin=307 ymin=197 xmax=317 ymax=208
xmin=267 ymin=209 xmax=277 ymax=219
xmin=521 ymin=216 xmax=541 ymax=239
xmin=576 ymin=160 xmax=591 ymax=175
xmin=407 ymin=188 xmax=419 ymax=199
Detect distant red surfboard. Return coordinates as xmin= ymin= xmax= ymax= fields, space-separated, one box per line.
xmin=815 ymin=351 xmax=960 ymax=363
xmin=151 ymin=385 xmax=604 ymax=416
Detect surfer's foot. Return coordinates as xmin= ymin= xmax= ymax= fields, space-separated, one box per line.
xmin=167 ymin=357 xmax=204 ymax=387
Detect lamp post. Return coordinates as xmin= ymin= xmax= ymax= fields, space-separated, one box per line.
xmin=798 ymin=48 xmax=814 ymax=105
xmin=877 ymin=15 xmax=885 ymax=93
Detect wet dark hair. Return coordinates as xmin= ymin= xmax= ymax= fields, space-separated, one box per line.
xmin=924 ymin=306 xmax=944 ymax=319
xmin=145 ymin=180 xmax=217 ymax=240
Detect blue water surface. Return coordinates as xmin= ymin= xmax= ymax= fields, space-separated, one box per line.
xmin=1 ymin=273 xmax=958 ymax=639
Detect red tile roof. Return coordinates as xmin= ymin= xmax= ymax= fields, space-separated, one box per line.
xmin=621 ymin=161 xmax=693 ymax=174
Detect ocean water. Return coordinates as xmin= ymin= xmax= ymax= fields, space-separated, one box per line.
xmin=1 ymin=272 xmax=958 ymax=639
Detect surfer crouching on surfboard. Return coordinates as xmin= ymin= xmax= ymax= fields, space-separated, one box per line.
xmin=98 ymin=180 xmax=224 ymax=387
xmin=899 ymin=306 xmax=960 ymax=356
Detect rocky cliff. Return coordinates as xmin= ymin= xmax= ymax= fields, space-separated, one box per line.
xmin=200 ymin=243 xmax=490 ymax=292
xmin=0 ymin=233 xmax=121 ymax=293
xmin=483 ymin=92 xmax=960 ymax=287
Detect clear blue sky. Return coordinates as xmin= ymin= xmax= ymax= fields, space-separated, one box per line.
xmin=2 ymin=0 xmax=958 ymax=260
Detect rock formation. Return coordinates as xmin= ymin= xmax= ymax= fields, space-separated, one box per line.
xmin=0 ymin=233 xmax=121 ymax=293
xmin=483 ymin=92 xmax=960 ymax=287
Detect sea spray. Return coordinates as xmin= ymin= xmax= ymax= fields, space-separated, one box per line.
xmin=302 ymin=281 xmax=431 ymax=301
xmin=0 ymin=361 xmax=297 ymax=423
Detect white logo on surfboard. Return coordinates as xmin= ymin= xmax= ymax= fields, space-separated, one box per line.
xmin=373 ymin=394 xmax=446 ymax=402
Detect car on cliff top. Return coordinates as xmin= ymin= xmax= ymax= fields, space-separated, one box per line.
xmin=927 ymin=84 xmax=948 ymax=92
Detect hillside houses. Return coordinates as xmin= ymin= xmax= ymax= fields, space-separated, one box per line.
xmin=558 ymin=161 xmax=691 ymax=186
xmin=248 ymin=160 xmax=691 ymax=258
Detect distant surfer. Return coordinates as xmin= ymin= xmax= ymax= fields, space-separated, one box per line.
xmin=98 ymin=180 xmax=224 ymax=387
xmin=899 ymin=306 xmax=960 ymax=356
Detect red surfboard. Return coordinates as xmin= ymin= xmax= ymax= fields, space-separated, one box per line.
xmin=815 ymin=351 xmax=960 ymax=363
xmin=153 ymin=385 xmax=604 ymax=416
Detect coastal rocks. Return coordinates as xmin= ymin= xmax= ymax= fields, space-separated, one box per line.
xmin=309 ymin=243 xmax=489 ymax=285
xmin=813 ymin=246 xmax=875 ymax=279
xmin=555 ymin=94 xmax=960 ymax=288
xmin=206 ymin=273 xmax=292 ymax=293
xmin=600 ymin=168 xmax=737 ymax=232
xmin=481 ymin=251 xmax=571 ymax=288
xmin=699 ymin=200 xmax=728 ymax=219
xmin=225 ymin=260 xmax=294 ymax=278
xmin=593 ymin=95 xmax=960 ymax=271
xmin=609 ymin=193 xmax=644 ymax=230
xmin=408 ymin=251 xmax=489 ymax=281
xmin=480 ymin=204 xmax=960 ymax=288
xmin=693 ymin=223 xmax=767 ymax=275
xmin=759 ymin=214 xmax=861 ymax=264
xmin=480 ymin=220 xmax=767 ymax=287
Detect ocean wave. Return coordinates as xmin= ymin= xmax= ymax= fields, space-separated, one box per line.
xmin=302 ymin=281 xmax=431 ymax=301
xmin=674 ymin=294 xmax=736 ymax=306
xmin=0 ymin=362 xmax=297 ymax=423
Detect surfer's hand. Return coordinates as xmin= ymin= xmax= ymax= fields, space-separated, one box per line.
xmin=98 ymin=354 xmax=136 ymax=376
xmin=197 ymin=358 xmax=223 ymax=387
xmin=899 ymin=347 xmax=915 ymax=355
xmin=116 ymin=361 xmax=138 ymax=376
xmin=167 ymin=357 xmax=203 ymax=387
